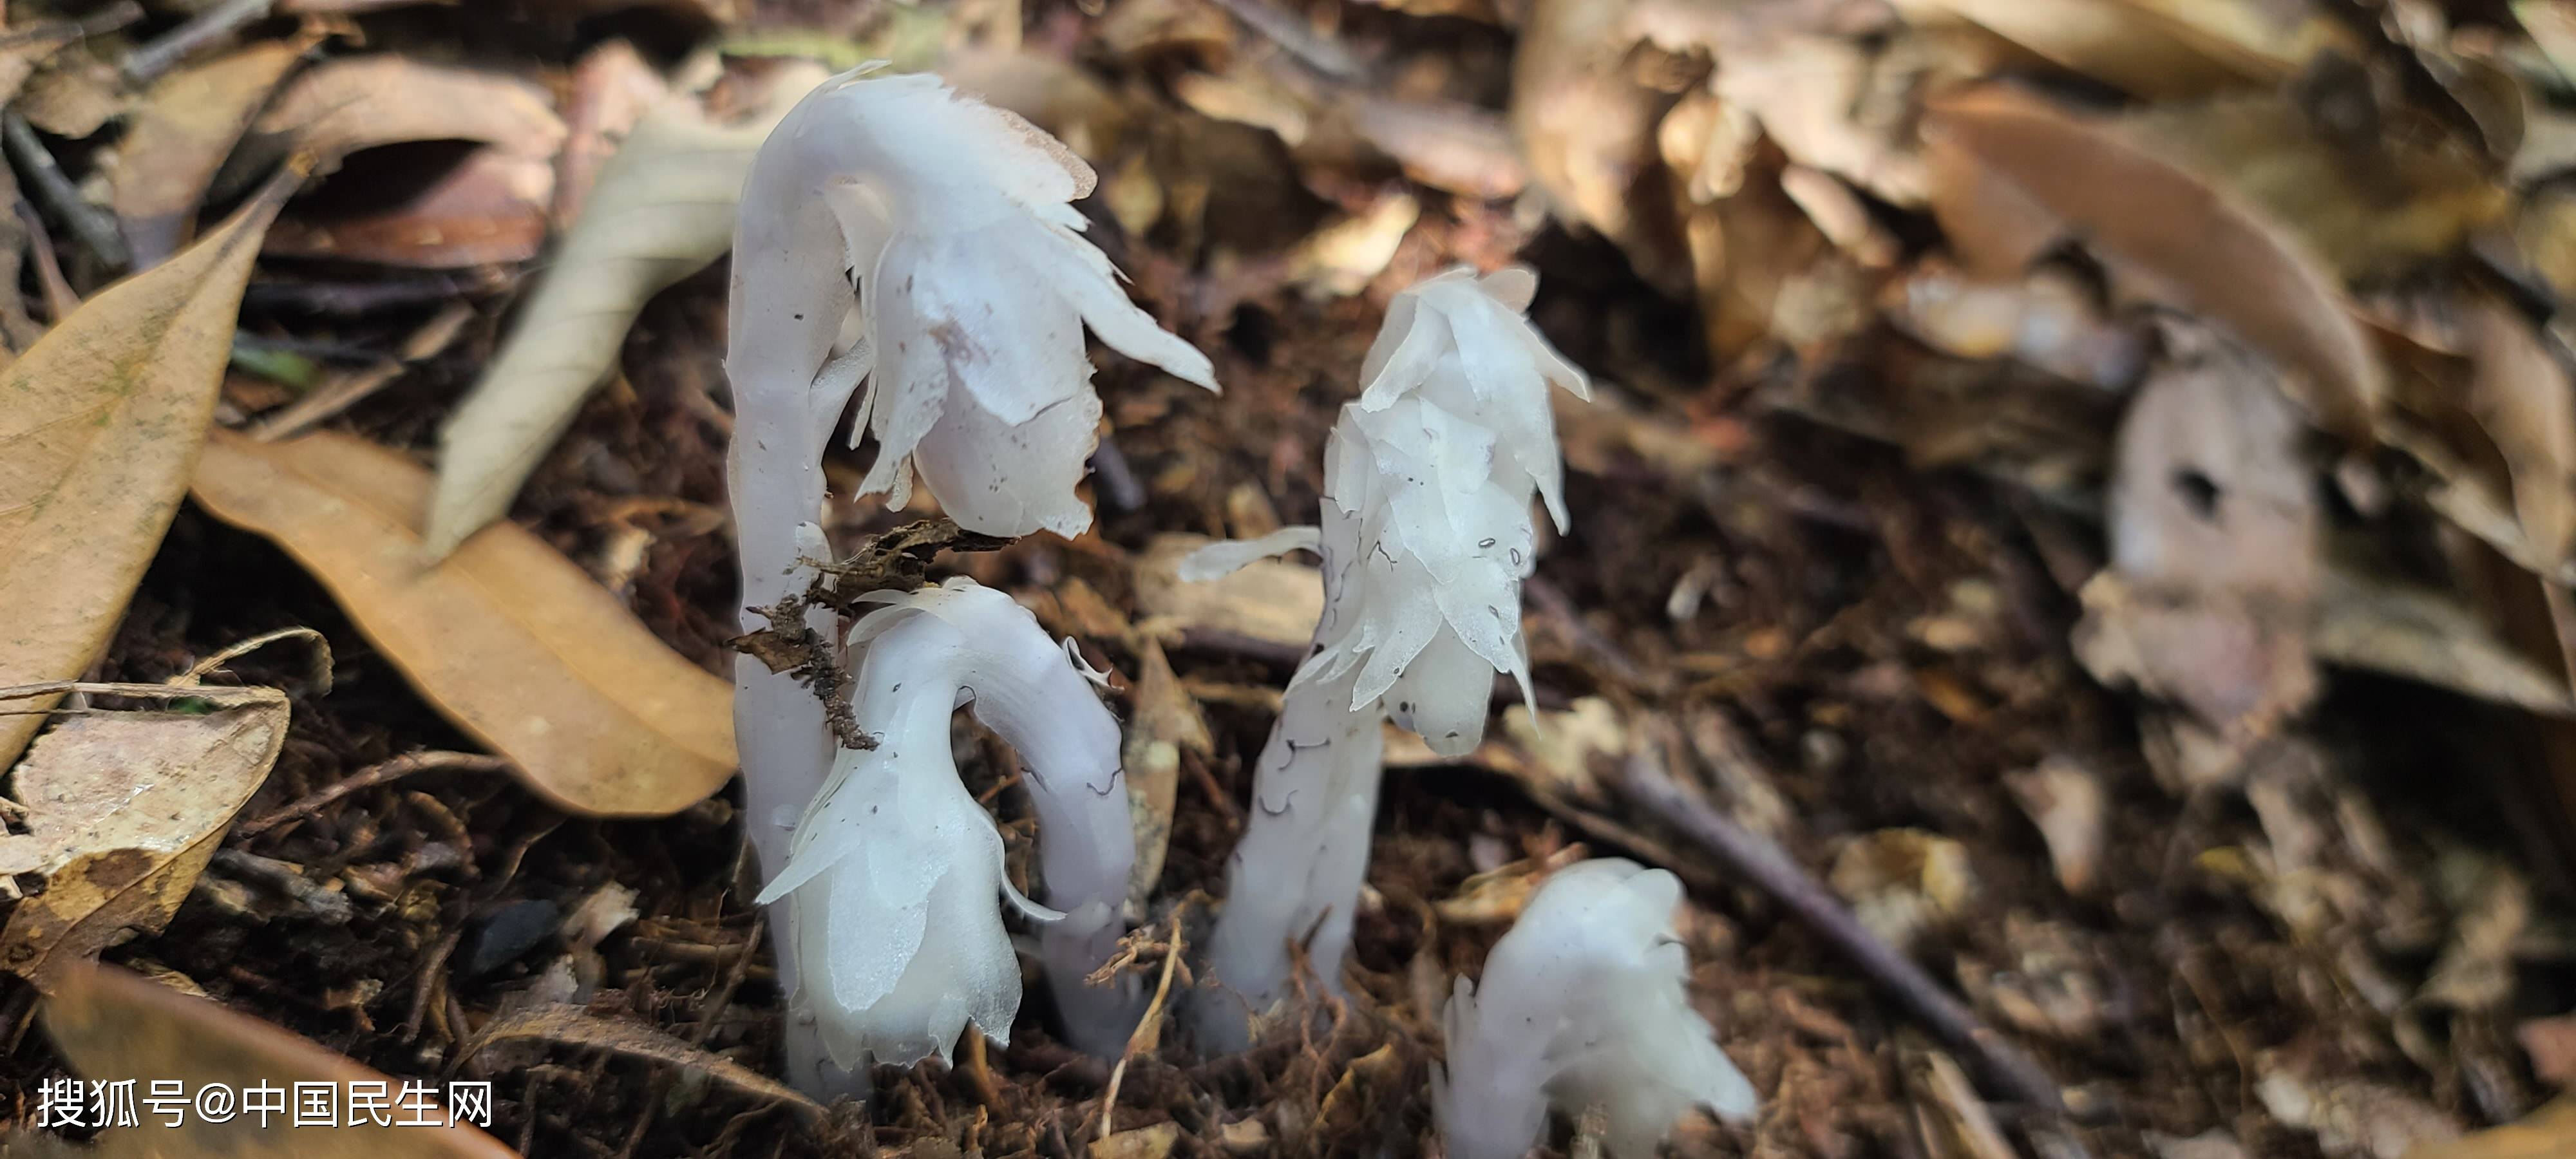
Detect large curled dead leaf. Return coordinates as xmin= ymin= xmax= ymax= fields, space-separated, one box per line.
xmin=0 ymin=680 xmax=287 ymax=987
xmin=111 ymin=37 xmax=314 ymax=266
xmin=424 ymin=64 xmax=825 ymax=558
xmin=1924 ymin=86 xmax=2383 ymax=440
xmin=0 ymin=171 xmax=298 ymax=769
xmin=44 ymin=963 xmax=517 ymax=1158
xmin=189 ymin=429 xmax=737 ymax=816
xmin=249 ymin=55 xmax=565 ymax=166
xmin=2402 ymin=1097 xmax=2576 ymax=1158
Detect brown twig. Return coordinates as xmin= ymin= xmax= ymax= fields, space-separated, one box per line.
xmin=1616 ymin=750 xmax=2068 ymax=1113
xmin=237 ymin=750 xmax=513 ymax=837
xmin=121 ymin=0 xmax=274 ymax=85
xmin=3 ymin=113 xmax=128 ymax=271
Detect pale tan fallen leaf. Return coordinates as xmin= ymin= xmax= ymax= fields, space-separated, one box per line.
xmin=1288 ymin=193 xmax=1419 ymax=297
xmin=19 ymin=49 xmax=127 ymax=139
xmin=189 ymin=429 xmax=737 ymax=816
xmin=1134 ymin=534 xmax=1324 ymax=650
xmin=2519 ymin=1015 xmax=2576 ymax=1088
xmin=1434 ymin=843 xmax=1589 ymax=925
xmin=1090 ymin=1122 xmax=1182 ymax=1159
xmin=2403 ymin=1098 xmax=2576 ymax=1159
xmin=252 ymin=55 xmax=565 ymax=166
xmin=1925 ymin=86 xmax=2383 ymax=440
xmin=424 ymin=64 xmax=824 ymax=558
xmin=552 ymin=39 xmax=673 ymax=223
xmin=2463 ymin=300 xmax=2576 ymax=569
xmin=44 ymin=963 xmax=517 ymax=1158
xmin=2260 ymin=1068 xmax=2459 ymax=1159
xmin=0 ymin=681 xmax=286 ymax=986
xmin=460 ymin=1004 xmax=820 ymax=1121
xmin=1892 ymin=0 xmax=2340 ymax=98
xmin=1122 ymin=636 xmax=1208 ymax=912
xmin=2073 ymin=334 xmax=2319 ymax=735
xmin=1499 ymin=695 xmax=1625 ymax=800
xmin=110 ymin=37 xmax=314 ymax=267
xmin=1511 ymin=0 xmax=1692 ymax=294
xmin=2003 ymin=756 xmax=2106 ymax=896
xmin=0 ymin=172 xmax=297 ymax=769
xmin=1830 ymin=829 xmax=1976 ymax=951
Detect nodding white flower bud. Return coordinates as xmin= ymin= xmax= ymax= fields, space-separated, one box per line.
xmin=1434 ymin=860 xmax=1759 ymax=1159
xmin=755 ymin=579 xmax=1141 ymax=1071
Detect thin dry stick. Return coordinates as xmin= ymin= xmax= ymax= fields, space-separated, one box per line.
xmin=1616 ymin=751 xmax=2068 ymax=1114
xmin=1097 ymin=906 xmax=1190 ymax=1140
xmin=238 ymin=750 xmax=513 ymax=837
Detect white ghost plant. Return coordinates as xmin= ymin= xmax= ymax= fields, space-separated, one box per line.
xmin=724 ymin=66 xmax=1208 ymax=1085
xmin=754 ymin=579 xmax=1141 ymax=1078
xmin=1434 ymin=859 xmax=1759 ymax=1159
xmin=1193 ymin=265 xmax=1591 ymax=1050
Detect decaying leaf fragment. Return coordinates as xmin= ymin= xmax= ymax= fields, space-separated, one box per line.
xmin=249 ymin=55 xmax=566 ymax=167
xmin=425 ymin=63 xmax=826 ymax=557
xmin=0 ymin=172 xmax=298 ymax=769
xmin=2074 ymin=335 xmax=2320 ymax=740
xmin=0 ymin=681 xmax=287 ymax=986
xmin=189 ymin=429 xmax=737 ymax=816
xmin=1924 ymin=86 xmax=2383 ymax=440
xmin=1133 ymin=533 xmax=1324 ymax=649
xmin=44 ymin=964 xmax=518 ymax=1158
xmin=111 ymin=36 xmax=315 ymax=265
xmin=1891 ymin=0 xmax=2340 ymax=99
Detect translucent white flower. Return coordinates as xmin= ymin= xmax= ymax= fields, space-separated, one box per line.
xmin=753 ymin=578 xmax=1141 ymax=1071
xmin=1189 ymin=265 xmax=1594 ymax=1051
xmin=732 ymin=66 xmax=1219 ymax=540
xmin=1302 ymin=263 xmax=1589 ymax=756
xmin=1434 ymin=859 xmax=1758 ymax=1159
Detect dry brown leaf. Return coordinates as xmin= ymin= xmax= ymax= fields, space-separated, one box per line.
xmin=252 ymin=55 xmax=565 ymax=166
xmin=0 ymin=173 xmax=297 ymax=769
xmin=2074 ymin=338 xmax=2319 ymax=735
xmin=2313 ymin=562 xmax=2576 ymax=715
xmin=2463 ymin=301 xmax=2576 ymax=568
xmin=1122 ymin=636 xmax=1208 ymax=912
xmin=266 ymin=147 xmax=555 ymax=268
xmin=1925 ymin=86 xmax=2383 ymax=440
xmin=2403 ymin=1098 xmax=2576 ymax=1159
xmin=1090 ymin=1123 xmax=1182 ymax=1159
xmin=19 ymin=49 xmax=128 ymax=139
xmin=1892 ymin=0 xmax=2339 ymax=98
xmin=2519 ymin=1015 xmax=2576 ymax=1088
xmin=460 ymin=1004 xmax=821 ymax=1120
xmin=1133 ymin=534 xmax=1323 ymax=649
xmin=2125 ymin=90 xmax=2508 ymax=282
xmin=552 ymin=39 xmax=673 ymax=222
xmin=0 ymin=682 xmax=286 ymax=986
xmin=111 ymin=37 xmax=315 ymax=267
xmin=44 ymin=964 xmax=516 ymax=1158
xmin=188 ymin=429 xmax=737 ymax=816
xmin=1511 ymin=0 xmax=1692 ymax=294
xmin=424 ymin=64 xmax=824 ymax=556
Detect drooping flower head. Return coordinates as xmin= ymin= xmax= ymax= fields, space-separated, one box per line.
xmin=753 ymin=578 xmax=1139 ymax=1069
xmin=734 ymin=66 xmax=1218 ymax=542
xmin=1434 ymin=859 xmax=1758 ymax=1159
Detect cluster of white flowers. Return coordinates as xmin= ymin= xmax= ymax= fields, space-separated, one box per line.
xmin=1434 ymin=859 xmax=1759 ymax=1159
xmin=755 ymin=580 xmax=1137 ymax=1070
xmin=720 ymin=70 xmax=1753 ymax=1128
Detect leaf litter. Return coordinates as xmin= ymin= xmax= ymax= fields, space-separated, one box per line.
xmin=17 ymin=1 xmax=2576 ymax=1157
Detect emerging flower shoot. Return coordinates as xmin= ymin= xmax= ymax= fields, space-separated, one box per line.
xmin=754 ymin=580 xmax=1141 ymax=1079
xmin=1434 ymin=859 xmax=1758 ymax=1159
xmin=1195 ymin=265 xmax=1590 ymax=1051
